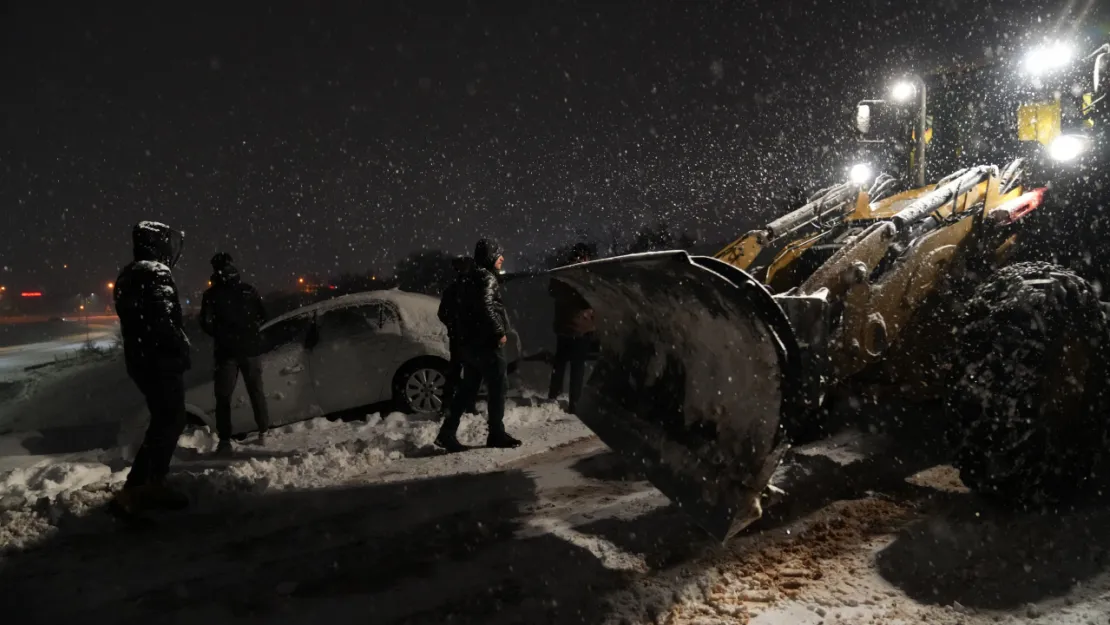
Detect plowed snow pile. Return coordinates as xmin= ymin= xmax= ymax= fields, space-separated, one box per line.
xmin=0 ymin=398 xmax=591 ymax=553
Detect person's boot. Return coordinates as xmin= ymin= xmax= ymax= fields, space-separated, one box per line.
xmin=486 ymin=430 xmax=522 ymax=449
xmin=215 ymin=439 xmax=234 ymax=457
xmin=109 ymin=485 xmax=143 ymax=516
xmin=139 ymin=481 xmax=190 ymax=511
xmin=434 ymin=431 xmax=468 ymax=453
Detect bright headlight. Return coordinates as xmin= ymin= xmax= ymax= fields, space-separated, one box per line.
xmin=1023 ymin=41 xmax=1075 ymax=76
xmin=1047 ymin=134 xmax=1088 ymax=162
xmin=890 ymin=81 xmax=916 ymax=103
xmin=849 ymin=163 xmax=874 ymax=185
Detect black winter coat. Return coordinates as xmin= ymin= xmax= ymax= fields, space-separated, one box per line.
xmin=199 ymin=264 xmax=267 ymax=360
xmin=114 ymin=221 xmax=191 ymax=376
xmin=440 ymin=266 xmax=509 ymax=353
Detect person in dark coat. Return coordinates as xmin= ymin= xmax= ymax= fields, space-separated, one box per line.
xmin=438 ymin=255 xmax=479 ymax=416
xmin=434 ymin=238 xmax=521 ymax=452
xmin=199 ymin=252 xmax=271 ymax=454
xmin=547 ymin=245 xmax=596 ymax=414
xmin=111 ymin=220 xmax=191 ymax=515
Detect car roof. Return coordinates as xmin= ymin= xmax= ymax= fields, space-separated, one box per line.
xmin=261 ymin=288 xmax=447 ymax=338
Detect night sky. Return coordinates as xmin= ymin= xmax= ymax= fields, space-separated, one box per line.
xmin=2 ymin=0 xmax=1106 ymax=296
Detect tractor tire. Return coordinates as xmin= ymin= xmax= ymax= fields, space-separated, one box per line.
xmin=945 ymin=261 xmax=1110 ymax=508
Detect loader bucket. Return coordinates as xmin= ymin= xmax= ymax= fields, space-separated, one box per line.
xmin=550 ymin=251 xmax=800 ymax=542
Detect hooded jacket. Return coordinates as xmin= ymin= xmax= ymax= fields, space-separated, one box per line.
xmin=438 ymin=256 xmax=475 ymax=342
xmin=113 ymin=221 xmax=191 ymax=375
xmin=199 ymin=258 xmax=268 ymax=360
xmin=440 ymin=239 xmax=510 ymax=352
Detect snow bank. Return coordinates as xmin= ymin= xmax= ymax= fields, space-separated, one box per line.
xmin=179 ymin=402 xmax=574 ymax=494
xmin=0 ymin=398 xmax=590 ymax=553
xmin=0 ymin=461 xmax=125 ymax=509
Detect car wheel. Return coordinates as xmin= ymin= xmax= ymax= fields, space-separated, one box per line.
xmin=394 ymin=359 xmax=448 ymax=414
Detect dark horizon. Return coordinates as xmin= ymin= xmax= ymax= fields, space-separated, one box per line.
xmin=2 ymin=0 xmax=1106 ymax=299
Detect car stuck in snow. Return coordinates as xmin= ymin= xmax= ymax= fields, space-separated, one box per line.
xmin=117 ymin=289 xmax=458 ymax=455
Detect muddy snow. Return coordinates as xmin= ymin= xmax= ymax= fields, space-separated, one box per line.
xmin=5 ymin=362 xmax=1110 ymax=623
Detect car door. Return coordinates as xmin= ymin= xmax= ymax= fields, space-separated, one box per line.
xmin=232 ymin=314 xmax=320 ymax=429
xmin=307 ymin=303 xmax=403 ymax=413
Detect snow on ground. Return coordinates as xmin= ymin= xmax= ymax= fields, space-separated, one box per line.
xmin=6 ymin=319 xmax=1110 ymax=623
xmin=0 ymin=395 xmax=592 ymax=553
xmin=0 ymin=351 xmax=138 ymax=434
xmin=5 ymin=393 xmax=1110 ymax=624
xmin=0 ymin=318 xmax=118 ymax=379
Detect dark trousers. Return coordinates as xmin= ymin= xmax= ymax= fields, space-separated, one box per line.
xmin=443 ymin=343 xmax=479 ymax=414
xmin=440 ymin=348 xmax=507 ymax=438
xmin=548 ymin=334 xmax=593 ymax=411
xmin=125 ymin=370 xmax=187 ymax=488
xmin=214 ymin=355 xmax=270 ymax=441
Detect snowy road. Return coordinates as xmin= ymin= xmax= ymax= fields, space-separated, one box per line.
xmin=0 ymin=320 xmax=116 ymax=379
xmin=5 ymin=403 xmax=1110 ymax=624
xmin=4 ymin=345 xmax=1110 ymax=624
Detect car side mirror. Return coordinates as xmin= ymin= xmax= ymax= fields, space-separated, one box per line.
xmin=305 ymin=323 xmax=320 ymax=350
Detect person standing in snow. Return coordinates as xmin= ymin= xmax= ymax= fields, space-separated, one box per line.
xmin=438 ymin=255 xmax=480 ymax=416
xmin=547 ymin=244 xmax=596 ymax=414
xmin=199 ymin=252 xmax=271 ymax=455
xmin=111 ymin=220 xmax=192 ymax=516
xmin=434 ymin=238 xmax=521 ymax=452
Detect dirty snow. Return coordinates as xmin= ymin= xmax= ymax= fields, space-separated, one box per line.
xmin=0 ymin=395 xmax=590 ymax=551
xmin=7 ymin=344 xmax=1110 ymax=623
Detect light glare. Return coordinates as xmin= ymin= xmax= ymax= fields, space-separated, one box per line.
xmin=849 ymin=163 xmax=874 ymax=185
xmin=1047 ymin=134 xmax=1087 ymax=162
xmin=891 ymin=81 xmax=916 ymax=102
xmin=1024 ymin=41 xmax=1075 ymax=76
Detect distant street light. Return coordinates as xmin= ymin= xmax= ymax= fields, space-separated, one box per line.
xmin=107 ymin=282 xmax=114 ymax=289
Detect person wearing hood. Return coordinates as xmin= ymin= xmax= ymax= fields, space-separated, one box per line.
xmin=438 ymin=255 xmax=479 ymax=416
xmin=199 ymin=252 xmax=270 ymax=454
xmin=111 ymin=220 xmax=192 ymax=515
xmin=434 ymin=238 xmax=521 ymax=452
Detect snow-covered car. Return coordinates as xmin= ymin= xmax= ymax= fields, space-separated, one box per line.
xmin=117 ymin=289 xmax=454 ymax=454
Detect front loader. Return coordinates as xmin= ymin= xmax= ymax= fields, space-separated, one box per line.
xmin=551 ymin=39 xmax=1110 ymax=542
